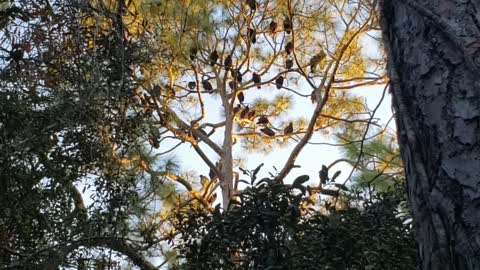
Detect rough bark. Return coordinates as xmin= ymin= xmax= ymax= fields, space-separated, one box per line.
xmin=380 ymin=0 xmax=480 ymax=269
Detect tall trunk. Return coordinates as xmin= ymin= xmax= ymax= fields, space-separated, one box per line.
xmin=380 ymin=1 xmax=480 ymax=269
xmin=221 ymin=102 xmax=234 ymax=208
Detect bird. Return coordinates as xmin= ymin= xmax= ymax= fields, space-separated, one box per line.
xmin=240 ymin=105 xmax=250 ymax=119
xmin=188 ymin=81 xmax=196 ymax=90
xmin=285 ymin=42 xmax=293 ymax=55
xmin=256 ymin=115 xmax=269 ymax=125
xmin=252 ymin=72 xmax=261 ymax=88
xmin=228 ymin=81 xmax=236 ymax=90
xmin=246 ymin=110 xmax=256 ymax=121
xmin=309 ymin=51 xmax=326 ymax=73
xmin=248 ymin=28 xmax=256 ymax=44
xmin=189 ymin=47 xmax=198 ymax=61
xmin=284 ymin=122 xmax=293 ymax=135
xmin=202 ymin=80 xmax=213 ymax=91
xmin=233 ymin=69 xmax=243 ymax=83
xmin=246 ymin=0 xmax=257 ymax=11
xmin=233 ymin=104 xmax=242 ymax=116
xmin=152 ymin=84 xmax=161 ymax=97
xmin=269 ymin=21 xmax=279 ymax=33
xmin=224 ymin=54 xmax=232 ymax=70
xmin=283 ymin=17 xmax=292 ymax=34
xmin=209 ymin=50 xmax=219 ymax=66
xmin=260 ymin=127 xmax=275 ymax=137
xmin=237 ymin=92 xmax=245 ymax=103
xmin=275 ymin=76 xmax=284 ymax=89
xmin=286 ymin=59 xmax=293 ymax=70
xmin=150 ymin=136 xmax=160 ymax=149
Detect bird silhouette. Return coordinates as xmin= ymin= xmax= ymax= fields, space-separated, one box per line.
xmin=252 ymin=72 xmax=261 ymax=88
xmin=209 ymin=50 xmax=219 ymax=66
xmin=275 ymin=76 xmax=284 ymax=89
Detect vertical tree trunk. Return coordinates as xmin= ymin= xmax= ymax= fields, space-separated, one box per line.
xmin=380 ymin=1 xmax=480 ymax=269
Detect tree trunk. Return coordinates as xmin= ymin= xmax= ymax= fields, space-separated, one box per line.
xmin=380 ymin=1 xmax=480 ymax=269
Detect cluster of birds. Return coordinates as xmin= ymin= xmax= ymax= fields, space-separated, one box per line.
xmin=182 ymin=0 xmax=332 ymax=140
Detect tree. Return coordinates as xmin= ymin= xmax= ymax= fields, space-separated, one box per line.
xmin=139 ymin=0 xmax=385 ymax=208
xmin=0 ymin=1 xmax=179 ymax=268
xmin=0 ymin=0 xmax=397 ymax=268
xmin=380 ymin=0 xmax=480 ymax=269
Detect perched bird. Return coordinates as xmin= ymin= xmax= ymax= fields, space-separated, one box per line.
xmin=247 ymin=28 xmax=256 ymax=44
xmin=188 ymin=81 xmax=196 ymax=90
xmin=260 ymin=127 xmax=275 ymax=137
xmin=284 ymin=122 xmax=293 ymax=135
xmin=150 ymin=136 xmax=160 ymax=149
xmin=152 ymin=84 xmax=161 ymax=97
xmin=309 ymin=51 xmax=327 ymax=73
xmin=209 ymin=50 xmax=219 ymax=66
xmin=224 ymin=54 xmax=233 ymax=70
xmin=240 ymin=105 xmax=250 ymax=119
xmin=246 ymin=0 xmax=257 ymax=11
xmin=256 ymin=115 xmax=269 ymax=125
xmin=286 ymin=59 xmax=294 ymax=70
xmin=228 ymin=81 xmax=236 ymax=90
xmin=189 ymin=47 xmax=198 ymax=61
xmin=252 ymin=72 xmax=261 ymax=88
xmin=233 ymin=69 xmax=243 ymax=83
xmin=202 ymin=80 xmax=213 ymax=91
xmin=310 ymin=89 xmax=317 ymax=103
xmin=283 ymin=17 xmax=292 ymax=34
xmin=233 ymin=104 xmax=242 ymax=116
xmin=269 ymin=21 xmax=279 ymax=33
xmin=275 ymin=75 xmax=284 ymax=89
xmin=237 ymin=91 xmax=245 ymax=103
xmin=246 ymin=110 xmax=256 ymax=121
xmin=285 ymin=42 xmax=293 ymax=55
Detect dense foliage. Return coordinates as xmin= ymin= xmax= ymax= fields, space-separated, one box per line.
xmin=0 ymin=0 xmax=411 ymax=269
xmin=173 ymin=171 xmax=416 ymax=269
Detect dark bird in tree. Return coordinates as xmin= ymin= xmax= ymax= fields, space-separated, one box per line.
xmin=286 ymin=59 xmax=294 ymax=70
xmin=310 ymin=90 xmax=317 ymax=103
xmin=152 ymin=84 xmax=161 ymax=97
xmin=228 ymin=81 xmax=236 ymax=90
xmin=209 ymin=50 xmax=219 ymax=66
xmin=233 ymin=69 xmax=243 ymax=83
xmin=188 ymin=81 xmax=196 ymax=90
xmin=237 ymin=92 xmax=245 ymax=103
xmin=189 ymin=47 xmax=198 ymax=61
xmin=247 ymin=28 xmax=256 ymax=44
xmin=275 ymin=75 xmax=284 ymax=89
xmin=240 ymin=106 xmax=250 ymax=119
xmin=256 ymin=115 xmax=269 ymax=125
xmin=224 ymin=54 xmax=233 ymax=70
xmin=269 ymin=21 xmax=279 ymax=33
xmin=252 ymin=72 xmax=261 ymax=88
xmin=284 ymin=122 xmax=293 ymax=135
xmin=246 ymin=110 xmax=256 ymax=121
xmin=285 ymin=42 xmax=293 ymax=55
xmin=260 ymin=127 xmax=275 ymax=137
xmin=283 ymin=17 xmax=292 ymax=34
xmin=202 ymin=80 xmax=213 ymax=91
xmin=309 ymin=51 xmax=326 ymax=73
xmin=245 ymin=0 xmax=257 ymax=11
xmin=150 ymin=136 xmax=160 ymax=149
xmin=233 ymin=104 xmax=242 ymax=116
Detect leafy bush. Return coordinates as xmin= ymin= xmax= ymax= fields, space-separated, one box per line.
xmin=173 ymin=174 xmax=416 ymax=269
